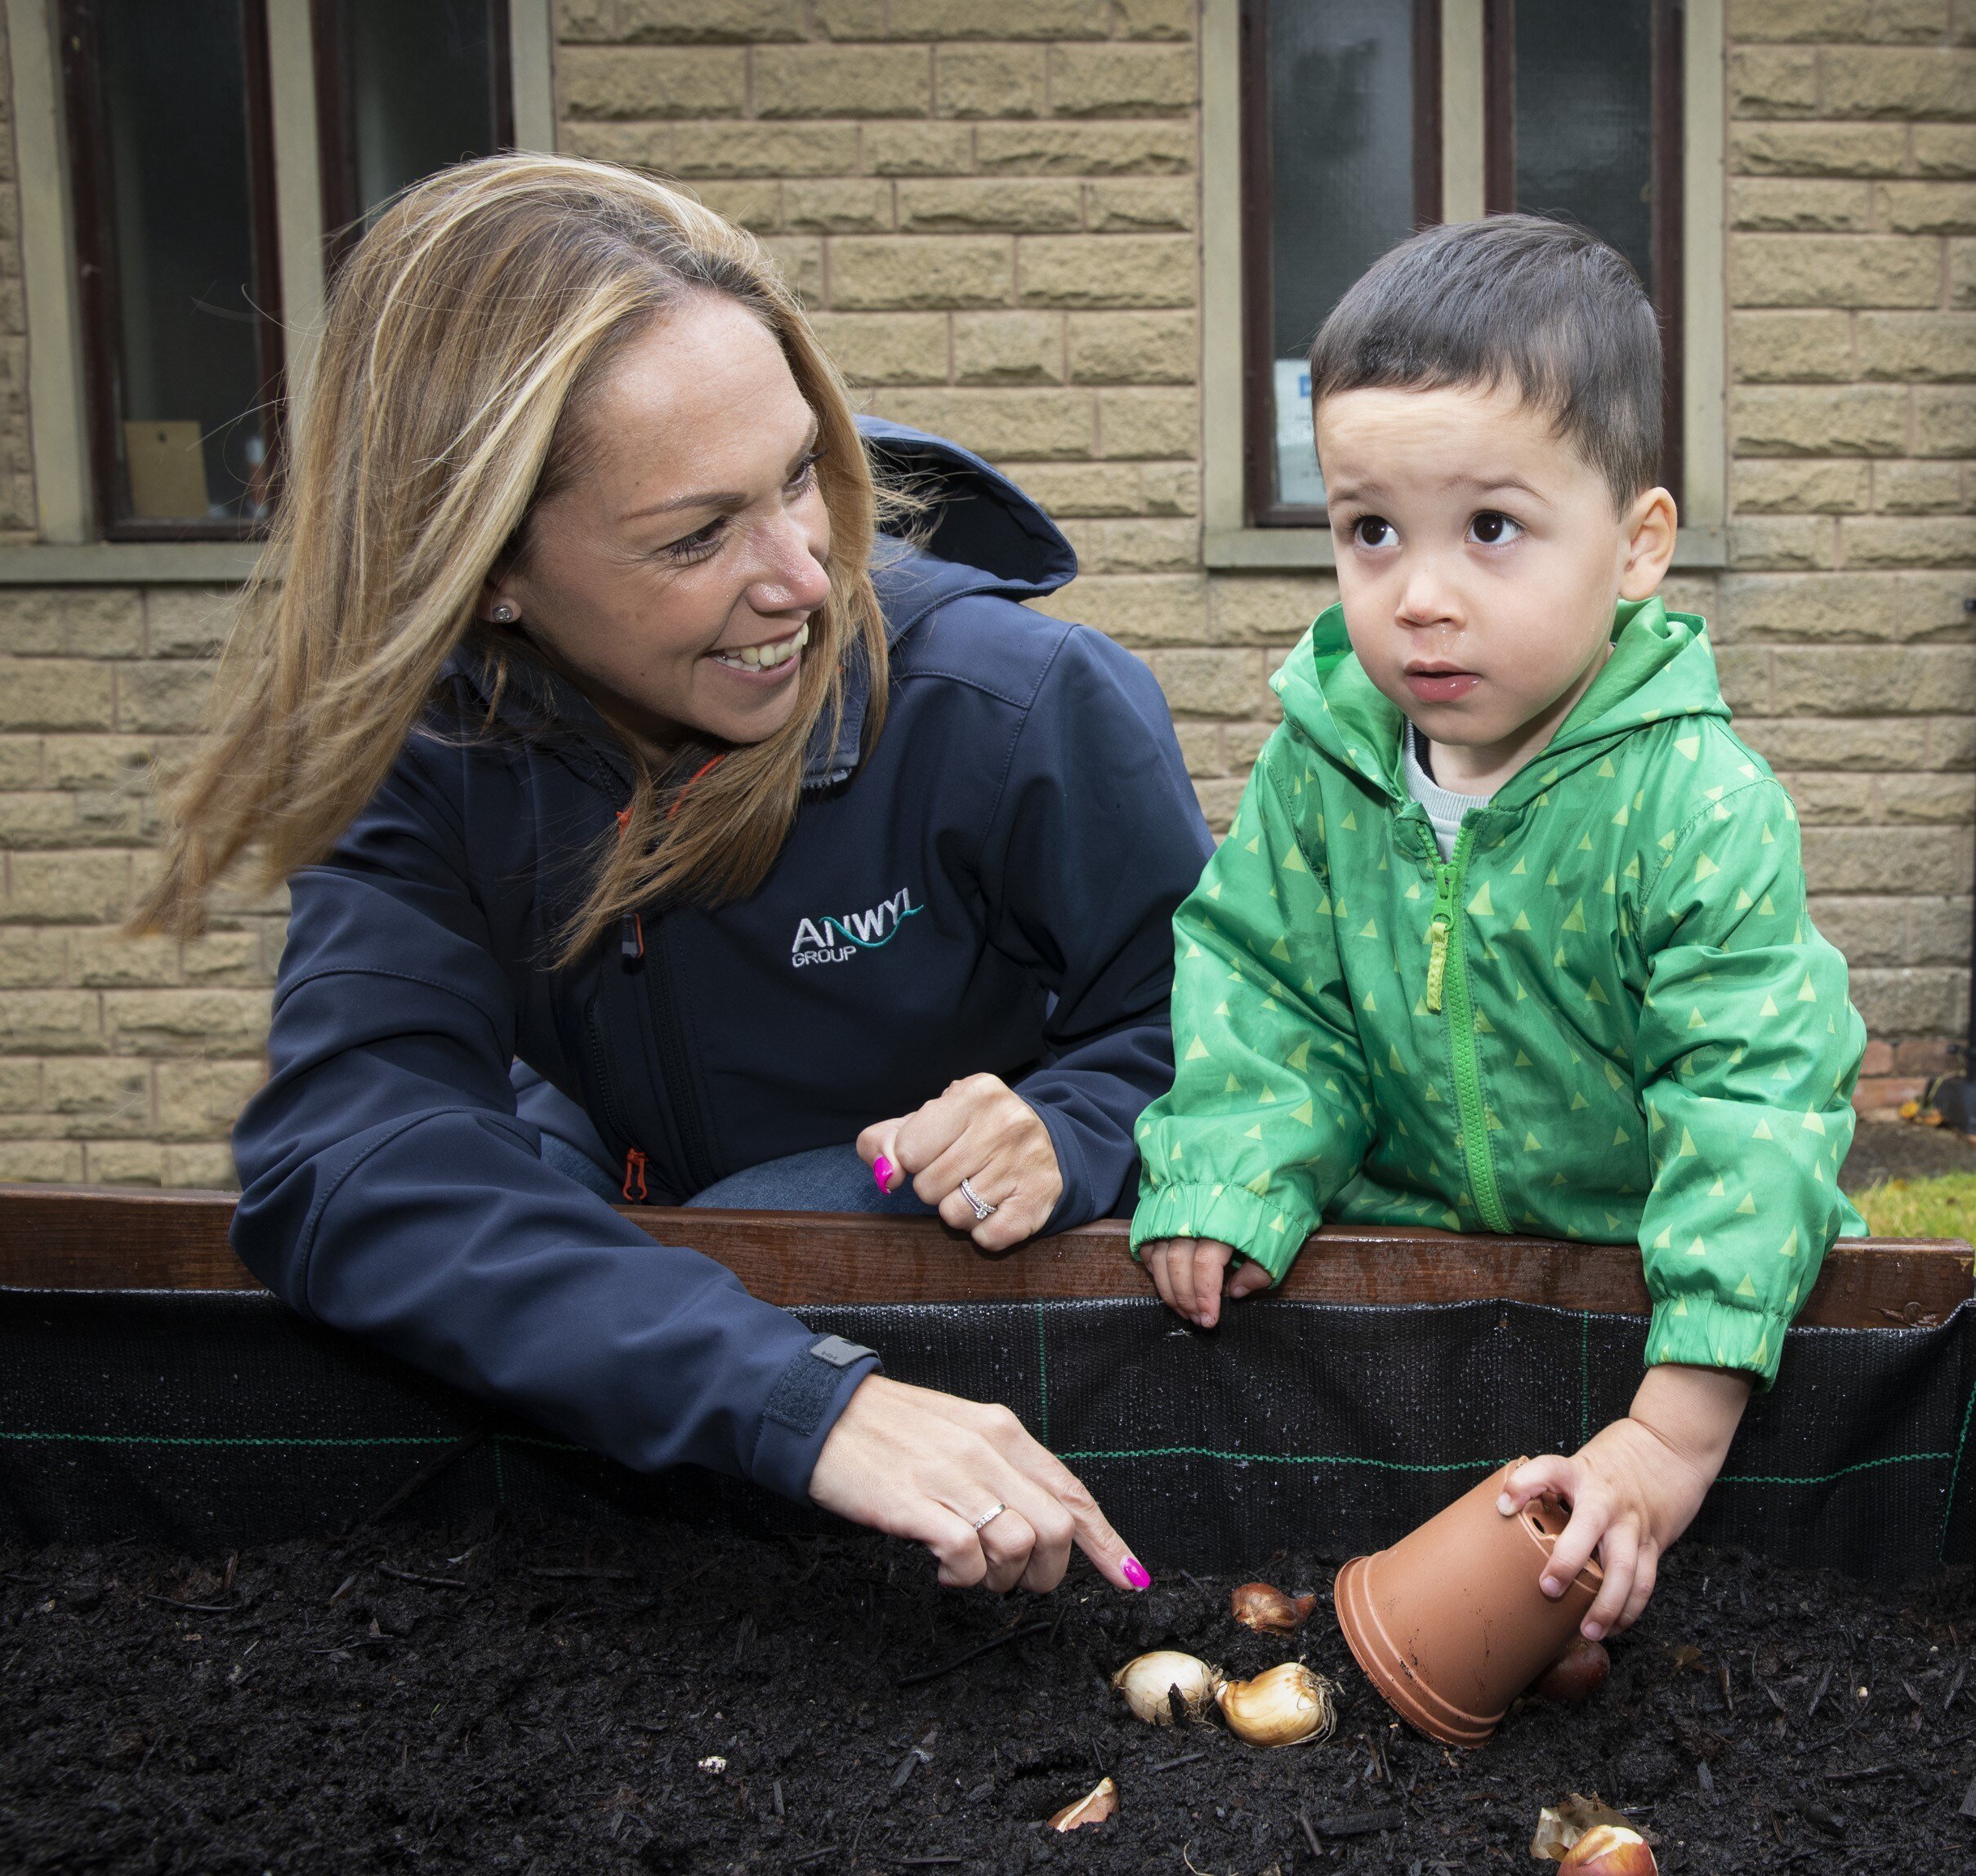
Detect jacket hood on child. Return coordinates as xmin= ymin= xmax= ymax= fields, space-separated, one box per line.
xmin=1133 ymin=595 xmax=1865 ymax=1388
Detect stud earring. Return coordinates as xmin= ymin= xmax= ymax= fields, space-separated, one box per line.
xmin=491 ymin=602 xmax=518 ymax=625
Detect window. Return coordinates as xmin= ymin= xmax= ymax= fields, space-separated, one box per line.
xmin=1216 ymin=0 xmax=1712 ymax=555
xmin=1484 ymin=0 xmax=1685 ymax=505
xmin=314 ymin=0 xmax=514 ymax=273
xmin=60 ymin=0 xmax=285 ymax=538
xmin=1242 ymin=0 xmax=1442 ymax=527
xmin=56 ymin=0 xmax=515 ymax=541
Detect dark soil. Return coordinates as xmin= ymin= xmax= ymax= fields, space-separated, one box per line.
xmin=3 ymin=1513 xmax=1973 ymax=1874
xmin=1841 ymin=1118 xmax=1976 ymax=1192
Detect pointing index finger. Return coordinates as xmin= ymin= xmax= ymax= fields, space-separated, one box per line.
xmin=1020 ymin=1446 xmax=1148 ymax=1593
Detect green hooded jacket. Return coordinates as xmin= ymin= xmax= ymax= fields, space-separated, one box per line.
xmin=1131 ymin=597 xmax=1865 ymax=1388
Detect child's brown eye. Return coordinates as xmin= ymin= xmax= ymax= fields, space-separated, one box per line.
xmin=1470 ymin=510 xmax=1523 ymax=546
xmin=1354 ymin=516 xmax=1394 ymax=549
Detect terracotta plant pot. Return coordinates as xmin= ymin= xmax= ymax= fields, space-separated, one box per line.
xmin=1333 ymin=1459 xmax=1602 ymax=1748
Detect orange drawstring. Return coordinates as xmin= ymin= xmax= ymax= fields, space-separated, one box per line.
xmin=667 ymin=754 xmax=727 ymax=820
xmin=609 ymin=806 xmax=655 ymax=1202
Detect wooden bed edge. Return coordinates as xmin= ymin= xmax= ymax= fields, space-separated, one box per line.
xmin=1 ymin=1183 xmax=1969 ymax=1330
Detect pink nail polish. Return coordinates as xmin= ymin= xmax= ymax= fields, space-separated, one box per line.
xmin=872 ymin=1155 xmax=892 ymax=1192
xmin=1122 ymin=1557 xmax=1151 ymax=1590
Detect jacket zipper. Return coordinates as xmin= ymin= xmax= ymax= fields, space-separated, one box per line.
xmin=647 ymin=920 xmax=719 ymax=1196
xmin=609 ymin=804 xmax=717 ymax=1197
xmin=1425 ymin=822 xmax=1512 ymax=1235
xmin=582 ymin=998 xmax=649 ymax=1201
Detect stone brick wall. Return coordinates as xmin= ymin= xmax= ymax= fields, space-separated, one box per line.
xmin=1721 ymin=0 xmax=1976 ymax=1112
xmin=0 ymin=586 xmax=273 ymax=1182
xmin=0 ymin=0 xmax=1969 ymax=1184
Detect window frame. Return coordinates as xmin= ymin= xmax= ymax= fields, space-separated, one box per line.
xmin=1200 ymin=0 xmax=1726 ymax=572
xmin=1238 ymin=0 xmax=1443 ymax=531
xmin=1482 ymin=0 xmax=1688 ymax=508
xmin=56 ymin=0 xmax=290 ymax=544
xmin=313 ymin=0 xmax=515 ymax=278
xmin=1 ymin=0 xmax=555 ymax=571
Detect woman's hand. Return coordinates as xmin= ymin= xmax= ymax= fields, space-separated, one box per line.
xmin=807 ymin=1374 xmax=1149 ymax=1594
xmin=1140 ymin=1237 xmax=1273 ymax=1329
xmin=858 ymin=1074 xmax=1063 ymax=1250
xmin=1498 ymin=1362 xmax=1754 ymax=1641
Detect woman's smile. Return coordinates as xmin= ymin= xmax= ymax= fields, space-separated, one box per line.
xmin=707 ymin=619 xmax=810 ymax=680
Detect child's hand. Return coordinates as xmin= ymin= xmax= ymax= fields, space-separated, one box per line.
xmin=1140 ymin=1237 xmax=1273 ymax=1328
xmin=1498 ymin=1363 xmax=1753 ymax=1642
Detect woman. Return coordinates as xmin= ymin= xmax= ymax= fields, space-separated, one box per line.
xmin=138 ymin=156 xmax=1211 ymax=1595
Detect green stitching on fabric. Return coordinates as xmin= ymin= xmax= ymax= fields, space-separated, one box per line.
xmin=1718 ymin=1451 xmax=1952 ymax=1488
xmin=1939 ymin=1375 xmax=1976 ymax=1562
xmin=1058 ymin=1447 xmax=1506 ymax=1473
xmin=1058 ymin=1447 xmax=1955 ymax=1486
xmin=1036 ymin=1300 xmax=1050 ymax=1446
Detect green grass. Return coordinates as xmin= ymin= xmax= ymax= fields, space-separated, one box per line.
xmin=1849 ymin=1170 xmax=1976 ymax=1241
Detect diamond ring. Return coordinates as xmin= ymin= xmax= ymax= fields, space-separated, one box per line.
xmin=958 ymin=1177 xmax=997 ymax=1221
xmin=970 ymin=1502 xmax=1009 ymax=1532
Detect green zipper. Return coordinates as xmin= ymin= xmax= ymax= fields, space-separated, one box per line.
xmin=1425 ymin=822 xmax=1512 ymax=1235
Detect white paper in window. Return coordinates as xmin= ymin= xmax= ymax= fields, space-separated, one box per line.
xmin=1273 ymin=359 xmax=1327 ymax=510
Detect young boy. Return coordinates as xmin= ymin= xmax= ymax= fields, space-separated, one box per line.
xmin=1132 ymin=216 xmax=1865 ymax=1646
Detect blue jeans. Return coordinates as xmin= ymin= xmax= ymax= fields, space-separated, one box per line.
xmin=533 ymin=1099 xmax=938 ymax=1216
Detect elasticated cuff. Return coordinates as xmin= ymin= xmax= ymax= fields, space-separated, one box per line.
xmin=1130 ymin=1181 xmax=1317 ymax=1284
xmin=751 ymin=1339 xmax=883 ymax=1504
xmin=1647 ymin=1294 xmax=1788 ymax=1391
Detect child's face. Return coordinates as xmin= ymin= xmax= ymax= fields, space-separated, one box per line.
xmin=1315 ymin=380 xmax=1675 ymax=784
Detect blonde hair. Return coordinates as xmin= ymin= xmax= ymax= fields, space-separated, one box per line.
xmin=135 ymin=154 xmax=889 ymax=961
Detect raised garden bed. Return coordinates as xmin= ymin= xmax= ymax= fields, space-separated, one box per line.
xmin=3 ymin=1187 xmax=1975 ymax=1871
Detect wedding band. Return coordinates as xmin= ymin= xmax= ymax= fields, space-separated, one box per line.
xmin=970 ymin=1502 xmax=1009 ymax=1532
xmin=959 ymin=1177 xmax=997 ymax=1221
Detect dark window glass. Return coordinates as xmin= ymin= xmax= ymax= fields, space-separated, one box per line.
xmin=1510 ymin=0 xmax=1655 ymax=295
xmin=62 ymin=0 xmax=283 ymax=535
xmin=1487 ymin=0 xmax=1684 ymax=495
xmin=1241 ymin=0 xmax=1684 ymax=529
xmin=1242 ymin=0 xmax=1441 ymax=524
xmin=316 ymin=0 xmax=512 ymax=267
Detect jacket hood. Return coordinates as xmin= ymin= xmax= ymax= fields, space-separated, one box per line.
xmin=443 ymin=420 xmax=1080 ymax=795
xmin=858 ymin=415 xmax=1078 ymax=607
xmin=1272 ymin=595 xmax=1731 ymax=813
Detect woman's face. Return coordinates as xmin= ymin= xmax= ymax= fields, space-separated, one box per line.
xmin=493 ymin=292 xmax=832 ymax=756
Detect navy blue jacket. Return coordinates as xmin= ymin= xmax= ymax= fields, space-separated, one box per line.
xmin=229 ymin=421 xmax=1214 ymax=1504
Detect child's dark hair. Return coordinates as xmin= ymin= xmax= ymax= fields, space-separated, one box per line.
xmin=1309 ymin=215 xmax=1663 ymax=508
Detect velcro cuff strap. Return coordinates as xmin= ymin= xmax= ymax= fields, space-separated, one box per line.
xmin=763 ymin=1335 xmax=879 ymax=1435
